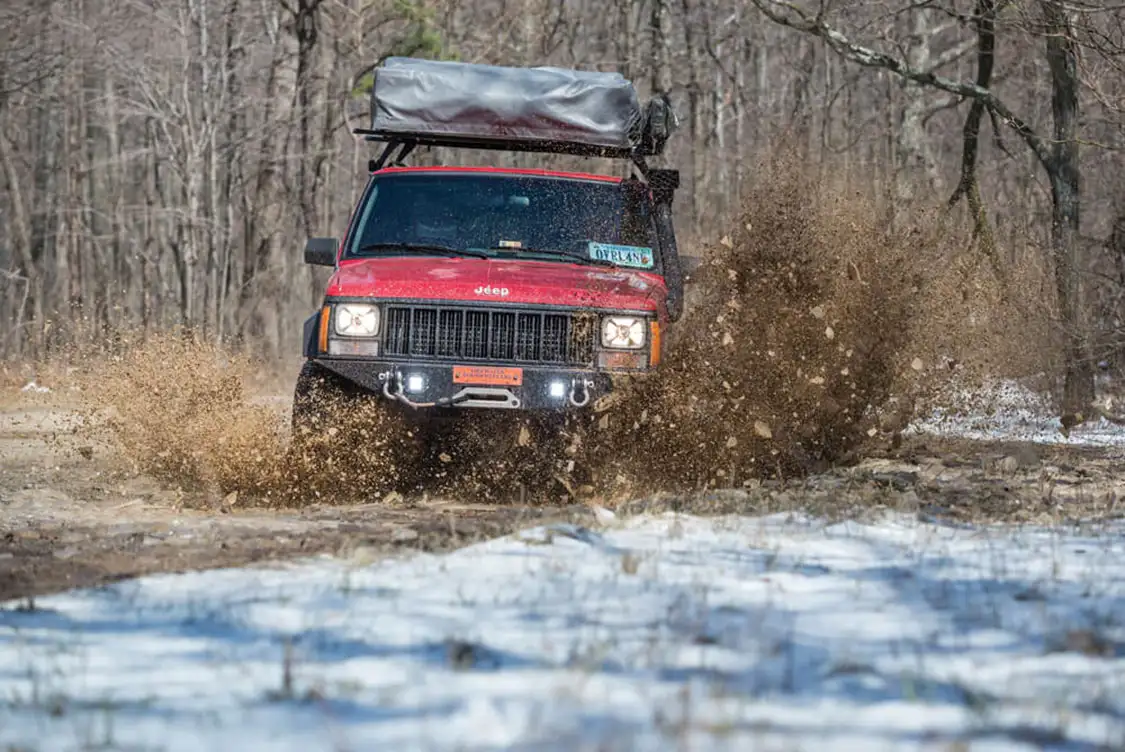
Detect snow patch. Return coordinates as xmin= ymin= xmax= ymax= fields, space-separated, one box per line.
xmin=911 ymin=378 xmax=1125 ymax=446
xmin=2 ymin=513 xmax=1124 ymax=750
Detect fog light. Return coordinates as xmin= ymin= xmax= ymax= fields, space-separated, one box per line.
xmin=406 ymin=374 xmax=425 ymax=393
xmin=548 ymin=380 xmax=567 ymax=398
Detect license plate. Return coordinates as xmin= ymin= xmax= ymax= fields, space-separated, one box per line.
xmin=452 ymin=365 xmax=523 ymax=386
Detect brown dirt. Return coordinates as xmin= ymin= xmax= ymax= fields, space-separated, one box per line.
xmin=568 ymin=155 xmax=1066 ymax=500
xmin=570 ymin=161 xmax=923 ymax=497
xmin=0 ymin=397 xmax=591 ymax=602
xmin=60 ymin=332 xmax=588 ymax=506
xmin=629 ymin=432 xmax=1125 ymax=527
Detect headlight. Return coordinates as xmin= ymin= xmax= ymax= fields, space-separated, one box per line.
xmin=601 ymin=316 xmax=646 ymax=349
xmin=334 ymin=304 xmax=380 ymax=337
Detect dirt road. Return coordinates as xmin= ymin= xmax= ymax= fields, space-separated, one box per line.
xmin=3 ymin=392 xmax=1124 ymax=602
xmin=0 ymin=397 xmax=591 ymax=601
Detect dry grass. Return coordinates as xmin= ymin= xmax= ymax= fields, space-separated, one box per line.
xmin=900 ymin=210 xmax=1062 ymax=416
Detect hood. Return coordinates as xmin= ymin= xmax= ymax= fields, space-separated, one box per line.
xmin=327 ymin=256 xmax=666 ymax=313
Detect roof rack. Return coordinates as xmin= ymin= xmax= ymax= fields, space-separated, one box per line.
xmin=357 ymin=57 xmax=679 ymax=180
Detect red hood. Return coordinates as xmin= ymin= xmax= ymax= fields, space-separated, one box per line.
xmin=327 ymin=257 xmax=667 ymax=314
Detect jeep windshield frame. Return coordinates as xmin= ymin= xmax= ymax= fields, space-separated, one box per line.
xmin=341 ymin=171 xmax=663 ymax=275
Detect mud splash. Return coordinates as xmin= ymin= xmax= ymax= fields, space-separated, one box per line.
xmin=571 ymin=165 xmax=924 ymax=496
xmin=74 ymin=334 xmax=292 ymax=497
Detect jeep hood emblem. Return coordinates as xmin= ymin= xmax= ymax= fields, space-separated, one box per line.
xmin=474 ymin=285 xmax=510 ymax=297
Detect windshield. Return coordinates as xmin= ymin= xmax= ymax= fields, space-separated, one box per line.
xmin=344 ymin=172 xmax=660 ymax=272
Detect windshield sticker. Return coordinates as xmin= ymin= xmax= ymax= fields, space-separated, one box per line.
xmin=497 ymin=239 xmax=522 ymax=248
xmin=587 ymin=242 xmax=655 ymax=269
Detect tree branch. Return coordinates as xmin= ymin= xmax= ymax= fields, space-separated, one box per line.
xmin=987 ymin=108 xmax=1015 ymax=159
xmin=748 ymin=0 xmax=1054 ymax=171
xmin=929 ymin=37 xmax=977 ymax=70
xmin=948 ymin=0 xmax=997 ymax=209
xmin=921 ymin=92 xmax=966 ymax=127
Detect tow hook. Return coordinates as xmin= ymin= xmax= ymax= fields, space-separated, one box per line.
xmin=569 ymin=377 xmax=594 ymax=408
xmin=382 ymin=371 xmax=402 ymax=402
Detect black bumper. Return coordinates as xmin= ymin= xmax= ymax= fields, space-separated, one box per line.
xmin=313 ymin=356 xmax=616 ymax=411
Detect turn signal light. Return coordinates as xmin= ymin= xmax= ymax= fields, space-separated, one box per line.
xmin=318 ymin=305 xmax=331 ymax=352
xmin=649 ymin=321 xmax=662 ymax=367
xmin=328 ymin=339 xmax=379 ymax=356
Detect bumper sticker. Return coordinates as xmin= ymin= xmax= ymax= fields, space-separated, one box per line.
xmin=587 ymin=242 xmax=655 ymax=269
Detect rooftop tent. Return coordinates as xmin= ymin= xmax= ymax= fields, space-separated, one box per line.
xmin=365 ymin=57 xmax=674 ymax=157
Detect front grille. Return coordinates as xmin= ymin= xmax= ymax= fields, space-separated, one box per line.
xmin=382 ymin=304 xmax=598 ymax=366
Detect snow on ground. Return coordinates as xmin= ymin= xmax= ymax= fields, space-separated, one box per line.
xmin=2 ymin=512 xmax=1124 ymax=751
xmin=910 ymin=378 xmax=1125 ymax=447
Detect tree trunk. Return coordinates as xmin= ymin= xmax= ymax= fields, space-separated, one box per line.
xmin=1043 ymin=0 xmax=1094 ymax=423
xmin=679 ymin=0 xmax=702 ymax=234
xmin=789 ymin=39 xmax=815 ymax=156
xmin=293 ymin=0 xmax=323 ymax=237
xmin=947 ymin=0 xmax=1000 ymax=277
xmin=894 ymin=8 xmax=942 ymax=209
xmin=0 ymin=129 xmax=40 ymax=355
xmin=616 ymin=0 xmax=635 ymax=81
xmin=649 ymin=0 xmax=671 ymax=95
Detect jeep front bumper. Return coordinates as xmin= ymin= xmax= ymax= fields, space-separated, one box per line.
xmin=314 ymin=357 xmax=618 ymax=411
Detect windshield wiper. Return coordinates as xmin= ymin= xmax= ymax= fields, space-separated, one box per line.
xmin=486 ymin=246 xmax=618 ymax=268
xmin=356 ymin=242 xmax=490 ymax=260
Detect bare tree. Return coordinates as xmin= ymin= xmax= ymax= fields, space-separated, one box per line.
xmin=748 ymin=0 xmax=1096 ymax=421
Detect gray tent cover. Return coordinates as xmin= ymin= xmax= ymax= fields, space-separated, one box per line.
xmin=370 ymin=57 xmax=644 ymax=151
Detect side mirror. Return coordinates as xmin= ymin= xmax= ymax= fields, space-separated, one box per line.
xmin=680 ymin=255 xmax=705 ymax=281
xmin=304 ymin=237 xmax=338 ymax=267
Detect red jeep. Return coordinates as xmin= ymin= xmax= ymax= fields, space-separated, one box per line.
xmin=292 ymin=58 xmax=689 ymax=452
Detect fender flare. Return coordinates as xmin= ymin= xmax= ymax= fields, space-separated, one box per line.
xmin=301 ymin=310 xmax=321 ymax=358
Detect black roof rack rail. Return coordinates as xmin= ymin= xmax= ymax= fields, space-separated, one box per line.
xmin=356 ymin=130 xmax=652 ymax=179
xmin=353 ymin=128 xmax=641 ymax=159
